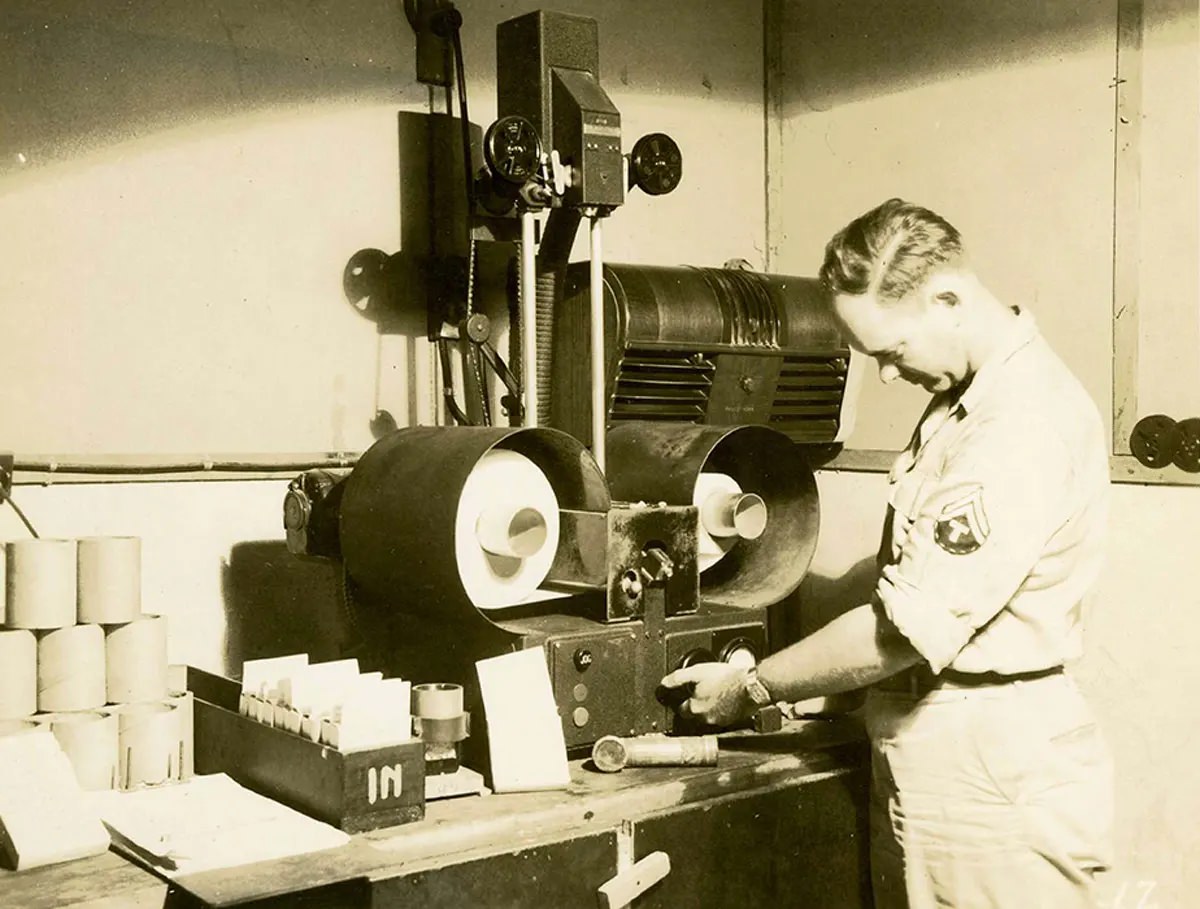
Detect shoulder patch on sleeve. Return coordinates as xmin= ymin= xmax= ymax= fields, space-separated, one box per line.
xmin=934 ymin=487 xmax=991 ymax=555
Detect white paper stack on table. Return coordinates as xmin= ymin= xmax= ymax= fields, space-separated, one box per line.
xmin=0 ymin=726 xmax=109 ymax=870
xmin=92 ymin=772 xmax=350 ymax=876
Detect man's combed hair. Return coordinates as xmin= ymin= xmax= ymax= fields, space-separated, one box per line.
xmin=819 ymin=199 xmax=964 ymax=302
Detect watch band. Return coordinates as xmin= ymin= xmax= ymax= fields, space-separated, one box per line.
xmin=744 ymin=667 xmax=773 ymax=707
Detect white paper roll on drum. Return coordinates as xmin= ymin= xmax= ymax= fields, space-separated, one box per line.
xmin=37 ymin=624 xmax=106 ymax=712
xmin=693 ymin=473 xmax=758 ymax=572
xmin=104 ymin=614 xmax=168 ymax=704
xmin=455 ymin=449 xmax=560 ymax=609
xmin=77 ymin=537 xmax=142 ymax=625
xmin=5 ymin=539 xmax=77 ymax=629
xmin=43 ymin=711 xmax=118 ymax=791
xmin=0 ymin=629 xmax=37 ymax=719
xmin=115 ymin=702 xmax=180 ymax=790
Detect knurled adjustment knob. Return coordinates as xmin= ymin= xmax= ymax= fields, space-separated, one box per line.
xmin=1130 ymin=414 xmax=1182 ymax=469
xmin=283 ymin=486 xmax=311 ymax=532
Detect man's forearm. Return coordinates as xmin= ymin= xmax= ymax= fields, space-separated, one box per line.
xmin=755 ymin=602 xmax=923 ymax=702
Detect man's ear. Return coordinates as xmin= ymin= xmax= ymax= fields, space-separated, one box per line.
xmin=932 ymin=289 xmax=960 ymax=308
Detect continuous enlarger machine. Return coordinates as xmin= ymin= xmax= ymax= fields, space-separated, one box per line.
xmin=282 ymin=7 xmax=856 ymax=765
xmin=0 ymin=7 xmax=876 ymax=908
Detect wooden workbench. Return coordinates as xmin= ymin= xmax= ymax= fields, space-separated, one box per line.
xmin=0 ymin=718 xmax=870 ymax=909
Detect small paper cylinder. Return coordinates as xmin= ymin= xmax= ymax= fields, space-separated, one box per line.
xmin=114 ymin=702 xmax=180 ymax=790
xmin=5 ymin=539 xmax=77 ymax=629
xmin=412 ymin=682 xmax=463 ymax=719
xmin=37 ymin=624 xmax=106 ymax=712
xmin=0 ymin=629 xmax=37 ymax=719
xmin=104 ymin=615 xmax=168 ymax=704
xmin=77 ymin=537 xmax=142 ymax=625
xmin=43 ymin=711 xmax=119 ymax=791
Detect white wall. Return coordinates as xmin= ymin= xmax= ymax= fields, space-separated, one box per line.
xmin=775 ymin=0 xmax=1117 ymax=451
xmin=0 ymin=0 xmax=765 ymax=455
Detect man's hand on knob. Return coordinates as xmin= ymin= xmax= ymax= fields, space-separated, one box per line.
xmin=659 ymin=663 xmax=753 ymax=727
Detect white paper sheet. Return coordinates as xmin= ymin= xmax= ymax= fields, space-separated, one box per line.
xmin=0 ymin=729 xmax=109 ymax=870
xmin=476 ymin=648 xmax=570 ymax=793
xmin=91 ymin=772 xmax=350 ymax=876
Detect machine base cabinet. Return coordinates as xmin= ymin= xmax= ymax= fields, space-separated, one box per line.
xmin=633 ymin=770 xmax=872 ymax=908
xmin=372 ymin=831 xmax=620 ymax=908
xmin=366 ymin=768 xmax=871 ymax=908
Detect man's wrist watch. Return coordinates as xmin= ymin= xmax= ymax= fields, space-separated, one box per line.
xmin=743 ymin=667 xmax=773 ymax=707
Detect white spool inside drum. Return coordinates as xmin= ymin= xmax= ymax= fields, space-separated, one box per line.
xmin=476 ymin=505 xmax=548 ymax=559
xmin=455 ymin=449 xmax=560 ymax=610
xmin=693 ymin=473 xmax=768 ymax=572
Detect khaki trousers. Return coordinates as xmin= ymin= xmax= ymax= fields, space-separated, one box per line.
xmin=865 ymin=674 xmax=1113 ymax=909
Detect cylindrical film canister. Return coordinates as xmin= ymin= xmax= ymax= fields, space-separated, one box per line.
xmin=591 ymin=734 xmax=719 ymax=773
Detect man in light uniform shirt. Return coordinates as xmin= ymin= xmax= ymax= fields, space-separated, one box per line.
xmin=660 ymin=199 xmax=1114 ymax=908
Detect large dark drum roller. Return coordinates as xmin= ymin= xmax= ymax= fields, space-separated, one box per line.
xmin=339 ymin=426 xmax=609 ymax=621
xmin=605 ymin=422 xmax=819 ymax=609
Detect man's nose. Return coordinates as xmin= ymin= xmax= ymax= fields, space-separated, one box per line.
xmin=878 ymin=362 xmax=901 ymax=384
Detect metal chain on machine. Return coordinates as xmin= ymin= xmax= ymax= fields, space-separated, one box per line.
xmin=462 ymin=234 xmax=492 ymax=424
xmin=338 ymin=565 xmax=366 ymax=660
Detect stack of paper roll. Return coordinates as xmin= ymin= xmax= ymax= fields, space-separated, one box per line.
xmin=1 ymin=536 xmax=184 ymax=791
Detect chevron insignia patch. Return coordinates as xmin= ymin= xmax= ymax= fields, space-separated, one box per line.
xmin=933 ymin=488 xmax=991 ymax=555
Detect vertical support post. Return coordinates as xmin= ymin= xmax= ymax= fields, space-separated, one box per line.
xmin=763 ymin=0 xmax=785 ymax=272
xmin=589 ymin=213 xmax=607 ymax=472
xmin=520 ymin=209 xmax=539 ymax=427
xmin=1112 ymin=0 xmax=1144 ymax=455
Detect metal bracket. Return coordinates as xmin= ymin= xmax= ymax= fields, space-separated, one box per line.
xmin=597 ymin=822 xmax=670 ymax=909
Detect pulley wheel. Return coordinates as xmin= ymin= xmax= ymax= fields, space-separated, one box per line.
xmin=1172 ymin=418 xmax=1200 ymax=473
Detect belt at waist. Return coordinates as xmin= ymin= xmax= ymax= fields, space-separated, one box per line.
xmin=876 ymin=664 xmax=1064 ymax=696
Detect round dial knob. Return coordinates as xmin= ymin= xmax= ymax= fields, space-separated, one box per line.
xmin=629 ymin=133 xmax=682 ymax=195
xmin=484 ymin=116 xmax=541 ymax=185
